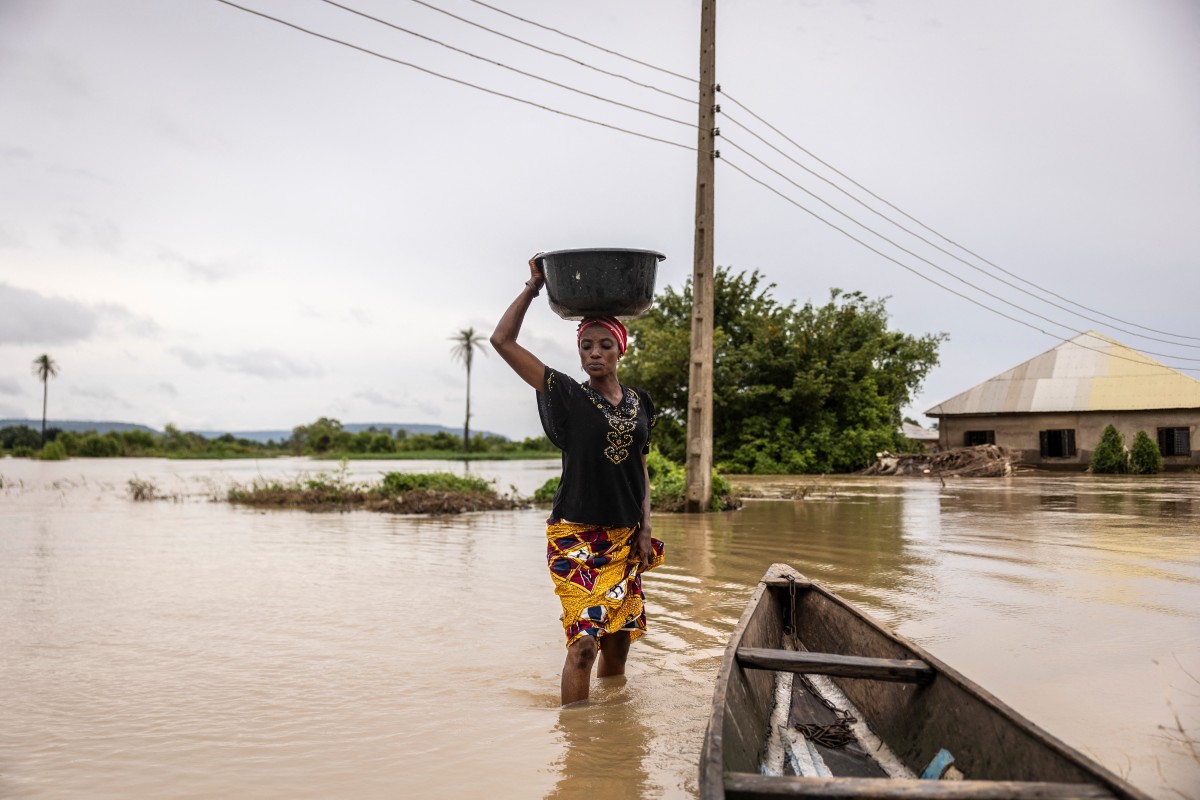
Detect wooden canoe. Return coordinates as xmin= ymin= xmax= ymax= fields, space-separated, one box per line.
xmin=699 ymin=564 xmax=1153 ymax=800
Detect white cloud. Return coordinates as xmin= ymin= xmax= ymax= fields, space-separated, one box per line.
xmin=169 ymin=346 xmax=210 ymax=369
xmin=70 ymin=385 xmax=132 ymax=409
xmin=55 ymin=214 xmax=122 ymax=254
xmin=157 ymin=247 xmax=241 ymax=283
xmin=0 ymin=375 xmax=22 ymax=395
xmin=0 ymin=283 xmax=159 ymax=345
xmin=0 ymin=283 xmax=99 ymax=345
xmin=351 ymin=388 xmax=396 ymax=406
xmin=170 ymin=346 xmax=323 ymax=379
xmin=216 ymin=350 xmax=323 ymax=379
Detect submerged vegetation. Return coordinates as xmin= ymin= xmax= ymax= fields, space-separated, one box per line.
xmin=226 ymin=465 xmax=521 ymax=514
xmin=229 ymin=451 xmax=738 ymax=515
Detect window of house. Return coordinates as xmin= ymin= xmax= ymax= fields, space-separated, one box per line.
xmin=964 ymin=430 xmax=995 ymax=446
xmin=1157 ymin=427 xmax=1191 ymax=457
xmin=1039 ymin=429 xmax=1076 ymax=458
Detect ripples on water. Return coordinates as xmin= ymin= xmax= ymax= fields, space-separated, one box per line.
xmin=1 ymin=459 xmax=1198 ymax=798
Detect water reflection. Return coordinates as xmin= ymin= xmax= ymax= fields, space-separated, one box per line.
xmin=1 ymin=460 xmax=1198 ymax=797
xmin=548 ymin=683 xmax=653 ymax=800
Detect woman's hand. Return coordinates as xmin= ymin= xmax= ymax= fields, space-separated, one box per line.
xmin=631 ymin=526 xmax=653 ymax=568
xmin=527 ymin=252 xmax=546 ymax=292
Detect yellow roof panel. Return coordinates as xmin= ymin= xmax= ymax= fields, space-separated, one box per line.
xmin=927 ymin=332 xmax=1200 ymax=416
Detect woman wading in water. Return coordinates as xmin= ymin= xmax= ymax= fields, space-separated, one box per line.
xmin=491 ymin=255 xmax=665 ymax=705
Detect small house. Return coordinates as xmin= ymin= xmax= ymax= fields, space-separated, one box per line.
xmin=926 ymin=331 xmax=1199 ymax=469
xmin=900 ymin=422 xmax=940 ymax=453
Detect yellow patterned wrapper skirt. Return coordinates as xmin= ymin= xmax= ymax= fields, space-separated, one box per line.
xmin=546 ymin=520 xmax=666 ymax=647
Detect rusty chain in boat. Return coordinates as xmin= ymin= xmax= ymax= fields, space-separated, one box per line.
xmin=779 ymin=574 xmax=858 ymax=749
xmin=794 ymin=673 xmax=858 ymax=749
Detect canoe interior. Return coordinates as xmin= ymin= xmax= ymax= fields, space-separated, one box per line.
xmin=702 ymin=565 xmax=1150 ymax=800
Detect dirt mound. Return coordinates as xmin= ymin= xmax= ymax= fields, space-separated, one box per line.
xmin=861 ymin=445 xmax=1019 ymax=478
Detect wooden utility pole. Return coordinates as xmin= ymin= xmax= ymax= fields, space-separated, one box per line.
xmin=685 ymin=0 xmax=716 ymax=512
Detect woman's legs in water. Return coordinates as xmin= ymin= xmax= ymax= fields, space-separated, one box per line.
xmin=596 ymin=630 xmax=631 ymax=678
xmin=560 ymin=630 xmax=633 ymax=704
xmin=561 ymin=636 xmax=597 ymax=705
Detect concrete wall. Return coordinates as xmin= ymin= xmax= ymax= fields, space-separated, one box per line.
xmin=935 ymin=409 xmax=1199 ymax=469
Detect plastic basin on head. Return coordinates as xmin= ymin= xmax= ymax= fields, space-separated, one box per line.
xmin=536 ymin=248 xmax=665 ymax=320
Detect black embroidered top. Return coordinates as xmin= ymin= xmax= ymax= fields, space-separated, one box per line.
xmin=537 ymin=367 xmax=657 ymax=527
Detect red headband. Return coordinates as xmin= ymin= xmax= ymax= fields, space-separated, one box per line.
xmin=577 ymin=316 xmax=628 ymax=354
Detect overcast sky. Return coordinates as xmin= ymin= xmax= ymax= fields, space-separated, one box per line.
xmin=2 ymin=0 xmax=1197 ymax=440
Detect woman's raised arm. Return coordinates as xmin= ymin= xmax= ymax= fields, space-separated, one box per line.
xmin=490 ymin=255 xmax=548 ymax=391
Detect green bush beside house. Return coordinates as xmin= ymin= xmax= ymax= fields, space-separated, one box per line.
xmin=1130 ymin=431 xmax=1163 ymax=474
xmin=1089 ymin=425 xmax=1129 ymax=474
xmin=1089 ymin=426 xmax=1167 ymax=475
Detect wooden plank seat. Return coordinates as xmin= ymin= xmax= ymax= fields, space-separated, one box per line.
xmin=737 ymin=648 xmax=935 ymax=684
xmin=725 ymin=773 xmax=1116 ymax=799
xmin=761 ymin=577 xmax=815 ymax=590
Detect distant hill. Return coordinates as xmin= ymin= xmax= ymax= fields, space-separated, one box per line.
xmin=0 ymin=419 xmax=160 ymax=435
xmin=194 ymin=423 xmax=504 ymax=444
xmin=0 ymin=419 xmax=503 ymax=443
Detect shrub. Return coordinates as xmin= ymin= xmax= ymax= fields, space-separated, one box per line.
xmin=1129 ymin=431 xmax=1163 ymax=474
xmin=38 ymin=441 xmax=69 ymax=461
xmin=379 ymin=471 xmax=493 ymax=495
xmin=533 ymin=476 xmax=560 ymax=503
xmin=1089 ymin=424 xmax=1128 ymax=474
xmin=77 ymin=433 xmax=122 ymax=457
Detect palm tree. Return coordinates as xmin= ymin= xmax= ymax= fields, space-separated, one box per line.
xmin=449 ymin=327 xmax=488 ymax=454
xmin=31 ymin=354 xmax=60 ymax=447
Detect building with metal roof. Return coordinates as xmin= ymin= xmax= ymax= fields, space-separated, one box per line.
xmin=900 ymin=422 xmax=940 ymax=452
xmin=926 ymin=331 xmax=1199 ymax=469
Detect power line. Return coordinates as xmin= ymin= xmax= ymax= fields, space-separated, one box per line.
xmin=718 ymin=155 xmax=1199 ymax=374
xmin=720 ymin=111 xmax=1200 ymax=351
xmin=717 ymin=90 xmax=1200 ymax=344
xmin=720 ymin=134 xmax=1200 ymax=363
xmin=400 ymin=0 xmax=697 ymax=107
xmin=464 ymin=0 xmax=697 ymax=85
xmin=446 ymin=0 xmax=1199 ymax=345
xmin=211 ymin=0 xmax=693 ymax=152
xmin=316 ymin=0 xmax=696 ymax=132
xmin=213 ymin=0 xmax=1196 ymax=374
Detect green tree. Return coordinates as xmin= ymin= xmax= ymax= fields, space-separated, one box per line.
xmin=449 ymin=327 xmax=488 ymax=454
xmin=0 ymin=425 xmax=41 ymax=451
xmin=621 ymin=267 xmax=946 ymax=473
xmin=160 ymin=424 xmax=189 ymax=453
xmin=1089 ymin=424 xmax=1129 ymax=474
xmin=291 ymin=417 xmax=345 ymax=454
xmin=77 ymin=432 xmax=122 ymax=457
xmin=122 ymin=430 xmax=157 ymax=455
xmin=31 ymin=354 xmax=60 ymax=446
xmin=1129 ymin=430 xmax=1163 ymax=474
xmin=368 ymin=432 xmax=396 ymax=453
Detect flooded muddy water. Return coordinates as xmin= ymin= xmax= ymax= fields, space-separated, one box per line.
xmin=1 ymin=458 xmax=1198 ymax=798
